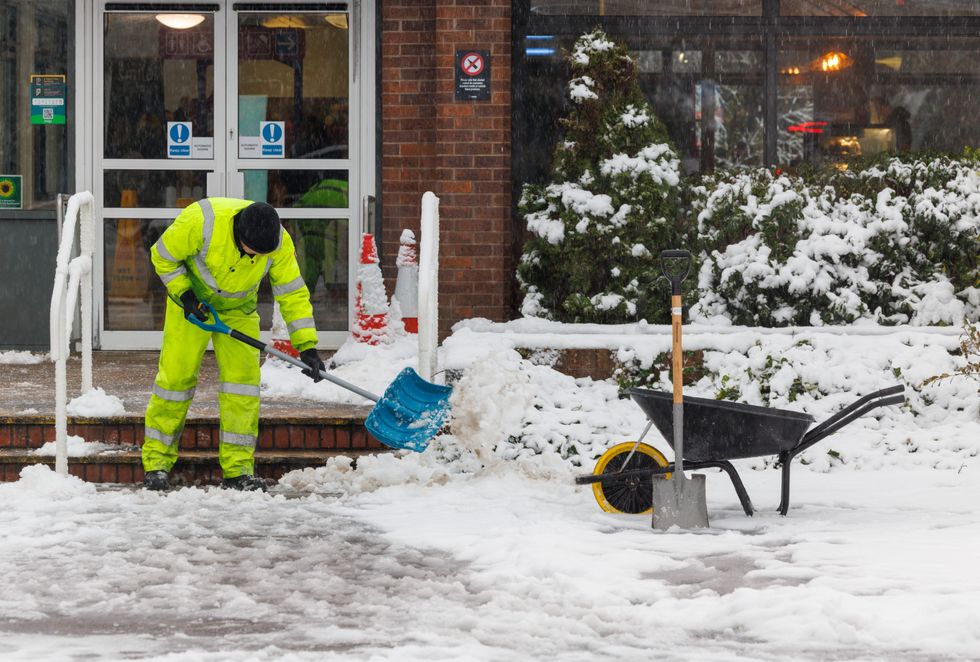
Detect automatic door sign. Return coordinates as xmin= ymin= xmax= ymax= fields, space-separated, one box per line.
xmin=455 ymin=50 xmax=491 ymax=101
xmin=167 ymin=122 xmax=193 ymax=159
xmin=30 ymin=75 xmax=67 ymax=125
xmin=260 ymin=121 xmax=285 ymax=158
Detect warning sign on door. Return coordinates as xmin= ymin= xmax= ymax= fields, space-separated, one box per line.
xmin=455 ymin=50 xmax=490 ymax=101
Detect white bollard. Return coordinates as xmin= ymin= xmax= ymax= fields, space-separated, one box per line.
xmin=418 ymin=192 xmax=440 ymax=382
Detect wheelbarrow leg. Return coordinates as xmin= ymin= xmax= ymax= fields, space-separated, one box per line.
xmin=778 ymin=451 xmax=792 ymax=516
xmin=687 ymin=461 xmax=754 ymax=517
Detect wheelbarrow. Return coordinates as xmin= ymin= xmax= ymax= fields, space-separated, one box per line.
xmin=576 ymin=385 xmax=906 ymax=516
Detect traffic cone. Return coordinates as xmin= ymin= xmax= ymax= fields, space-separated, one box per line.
xmin=353 ymin=233 xmax=392 ymax=345
xmin=271 ymin=300 xmax=299 ymax=357
xmin=392 ymin=229 xmax=419 ymax=333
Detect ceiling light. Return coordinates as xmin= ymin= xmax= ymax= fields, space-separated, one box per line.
xmin=812 ymin=51 xmax=853 ymax=73
xmin=155 ymin=14 xmax=205 ymax=30
xmin=260 ymin=15 xmax=311 ymax=28
xmin=325 ymin=14 xmax=348 ymax=29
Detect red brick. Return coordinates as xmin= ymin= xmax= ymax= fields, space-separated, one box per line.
xmin=118 ymin=464 xmax=135 ymax=484
xmin=42 ymin=426 xmax=56 ymax=442
xmin=319 ymin=426 xmax=336 ymax=448
xmin=120 ymin=425 xmax=135 ymax=444
xmin=351 ymin=427 xmax=367 ymax=449
xmin=274 ymin=427 xmax=289 ymax=450
xmin=335 ymin=427 xmax=351 ymax=449
xmin=105 ymin=426 xmax=120 ymax=444
xmin=181 ymin=427 xmax=195 ymax=449
xmin=259 ymin=427 xmax=274 ymax=450
xmin=0 ymin=425 xmax=11 ymax=447
xmin=102 ymin=464 xmax=119 ymax=483
xmin=84 ymin=464 xmax=101 ymax=482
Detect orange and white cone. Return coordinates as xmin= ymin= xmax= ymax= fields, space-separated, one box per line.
xmin=271 ymin=300 xmax=299 ymax=358
xmin=353 ymin=233 xmax=392 ymax=345
xmin=392 ymin=229 xmax=419 ymax=334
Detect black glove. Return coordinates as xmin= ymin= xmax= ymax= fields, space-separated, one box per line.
xmin=180 ymin=290 xmax=208 ymax=322
xmin=300 ymin=348 xmax=326 ymax=382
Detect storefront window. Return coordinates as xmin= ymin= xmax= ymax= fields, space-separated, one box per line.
xmin=530 ymin=0 xmax=762 ymax=15
xmin=777 ymin=37 xmax=980 ymax=166
xmin=0 ymin=0 xmax=73 ymax=211
xmin=781 ymin=0 xmax=980 ymax=16
xmin=518 ymin=34 xmax=764 ymax=182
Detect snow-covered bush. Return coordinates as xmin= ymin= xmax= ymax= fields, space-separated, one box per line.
xmin=691 ymin=157 xmax=980 ymax=326
xmin=517 ymin=29 xmax=682 ymax=324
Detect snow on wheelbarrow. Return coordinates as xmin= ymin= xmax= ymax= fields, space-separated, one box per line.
xmin=577 ymin=385 xmax=906 ymax=516
xmin=189 ymin=303 xmax=452 ymax=452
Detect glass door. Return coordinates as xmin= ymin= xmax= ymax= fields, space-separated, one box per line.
xmin=96 ymin=3 xmax=224 ymax=347
xmin=94 ymin=1 xmax=356 ymax=349
xmin=227 ymin=7 xmax=353 ymax=343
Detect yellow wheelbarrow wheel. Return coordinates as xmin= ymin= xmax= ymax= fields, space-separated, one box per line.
xmin=592 ymin=442 xmax=670 ymax=514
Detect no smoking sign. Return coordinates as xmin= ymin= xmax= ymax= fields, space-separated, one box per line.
xmin=455 ymin=49 xmax=490 ymax=101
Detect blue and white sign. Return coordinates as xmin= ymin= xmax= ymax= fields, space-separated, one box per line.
xmin=260 ymin=121 xmax=285 ymax=158
xmin=167 ymin=122 xmax=193 ymax=159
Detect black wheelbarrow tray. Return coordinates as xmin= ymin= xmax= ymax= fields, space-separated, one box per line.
xmin=576 ymin=385 xmax=905 ymax=516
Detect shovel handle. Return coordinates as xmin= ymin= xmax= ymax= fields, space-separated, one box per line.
xmin=188 ymin=302 xmax=380 ymax=402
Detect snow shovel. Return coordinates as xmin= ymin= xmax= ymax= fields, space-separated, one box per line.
xmin=651 ymin=250 xmax=709 ymax=530
xmin=187 ymin=303 xmax=452 ymax=452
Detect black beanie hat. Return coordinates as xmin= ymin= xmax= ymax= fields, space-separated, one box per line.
xmin=234 ymin=202 xmax=281 ymax=254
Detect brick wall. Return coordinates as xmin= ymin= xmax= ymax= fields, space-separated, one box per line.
xmin=381 ymin=0 xmax=512 ymax=336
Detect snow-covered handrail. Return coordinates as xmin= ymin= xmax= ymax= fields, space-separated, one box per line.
xmin=49 ymin=191 xmax=96 ymax=475
xmin=418 ymin=192 xmax=440 ymax=381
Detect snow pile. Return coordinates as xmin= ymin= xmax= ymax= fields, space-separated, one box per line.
xmin=32 ymin=435 xmax=120 ymax=457
xmin=0 ymin=350 xmax=47 ymax=365
xmin=5 ymin=463 xmax=96 ymax=498
xmin=66 ymin=387 xmax=126 ymax=417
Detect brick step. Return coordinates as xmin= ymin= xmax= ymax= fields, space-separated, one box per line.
xmin=0 ymin=415 xmax=382 ymax=452
xmin=0 ymin=448 xmax=376 ymax=485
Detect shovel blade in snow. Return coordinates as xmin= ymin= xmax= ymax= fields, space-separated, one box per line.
xmin=651 ymin=473 xmax=709 ymax=530
xmin=364 ymin=368 xmax=453 ymax=452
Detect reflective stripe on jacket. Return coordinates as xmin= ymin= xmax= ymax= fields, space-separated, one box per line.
xmin=150 ymin=197 xmax=318 ymax=351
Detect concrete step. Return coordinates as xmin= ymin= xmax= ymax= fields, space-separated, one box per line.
xmin=0 ymin=448 xmax=375 ymax=485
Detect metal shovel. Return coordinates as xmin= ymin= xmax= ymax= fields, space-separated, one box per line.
xmin=651 ymin=250 xmax=709 ymax=530
xmin=188 ymin=303 xmax=452 ymax=452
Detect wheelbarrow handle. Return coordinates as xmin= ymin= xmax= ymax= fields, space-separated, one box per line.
xmin=660 ymin=249 xmax=692 ymax=295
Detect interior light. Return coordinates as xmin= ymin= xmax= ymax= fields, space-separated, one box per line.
xmin=812 ymin=51 xmax=853 ymax=73
xmin=325 ymin=14 xmax=349 ymax=29
xmin=155 ymin=14 xmax=205 ymax=30
xmin=260 ymin=15 xmax=311 ymax=28
xmin=876 ymin=56 xmax=903 ymax=71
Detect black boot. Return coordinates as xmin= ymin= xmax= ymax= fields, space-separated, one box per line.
xmin=222 ymin=474 xmax=267 ymax=492
xmin=143 ymin=470 xmax=170 ymax=491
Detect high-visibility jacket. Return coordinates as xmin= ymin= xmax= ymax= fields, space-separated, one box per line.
xmin=150 ymin=197 xmax=317 ymax=351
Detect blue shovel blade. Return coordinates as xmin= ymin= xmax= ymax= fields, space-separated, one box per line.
xmin=365 ymin=368 xmax=453 ymax=452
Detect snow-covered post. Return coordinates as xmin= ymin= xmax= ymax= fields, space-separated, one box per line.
xmin=50 ymin=191 xmax=95 ymax=475
xmin=418 ymin=192 xmax=440 ymax=381
xmin=393 ymin=229 xmax=419 ymax=333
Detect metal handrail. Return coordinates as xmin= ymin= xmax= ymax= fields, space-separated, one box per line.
xmin=49 ymin=191 xmax=96 ymax=476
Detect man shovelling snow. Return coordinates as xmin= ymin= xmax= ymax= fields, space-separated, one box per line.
xmin=142 ymin=198 xmax=326 ymax=492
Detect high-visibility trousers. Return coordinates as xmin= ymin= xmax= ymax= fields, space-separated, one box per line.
xmin=142 ymin=296 xmax=261 ymax=478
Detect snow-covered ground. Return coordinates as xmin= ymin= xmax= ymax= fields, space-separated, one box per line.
xmin=1 ymin=324 xmax=977 ymax=660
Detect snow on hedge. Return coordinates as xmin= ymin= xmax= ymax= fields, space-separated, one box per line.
xmin=691 ymin=160 xmax=980 ymax=327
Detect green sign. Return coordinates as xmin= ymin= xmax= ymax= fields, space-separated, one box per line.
xmin=30 ymin=74 xmax=66 ymax=125
xmin=0 ymin=175 xmax=22 ymax=209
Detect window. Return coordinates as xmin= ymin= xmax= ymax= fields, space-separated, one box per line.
xmin=777 ymin=37 xmax=980 ymax=165
xmin=0 ymin=0 xmax=74 ymax=211
xmin=781 ymin=0 xmax=980 ymax=17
